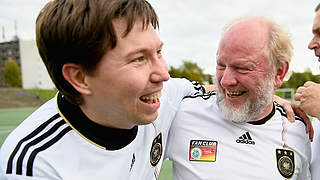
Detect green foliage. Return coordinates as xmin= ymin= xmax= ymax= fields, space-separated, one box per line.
xmin=169 ymin=61 xmax=212 ymax=84
xmin=25 ymin=89 xmax=58 ymax=100
xmin=281 ymin=71 xmax=320 ymax=89
xmin=3 ymin=59 xmax=22 ymax=87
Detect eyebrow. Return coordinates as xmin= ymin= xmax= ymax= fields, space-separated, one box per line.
xmin=312 ymin=26 xmax=320 ymax=35
xmin=125 ymin=42 xmax=163 ymax=58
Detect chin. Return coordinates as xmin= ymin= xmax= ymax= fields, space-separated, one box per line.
xmin=137 ymin=112 xmax=159 ymax=125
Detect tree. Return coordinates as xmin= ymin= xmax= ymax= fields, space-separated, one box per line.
xmin=169 ymin=60 xmax=212 ymax=84
xmin=3 ymin=59 xmax=22 ymax=87
xmin=281 ymin=71 xmax=320 ymax=89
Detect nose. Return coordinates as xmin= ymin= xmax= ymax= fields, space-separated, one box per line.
xmin=220 ymin=67 xmax=237 ymax=88
xmin=308 ymin=36 xmax=319 ymax=50
xmin=150 ymin=58 xmax=170 ymax=83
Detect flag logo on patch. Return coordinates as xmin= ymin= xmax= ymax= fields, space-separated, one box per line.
xmin=189 ymin=140 xmax=217 ymax=162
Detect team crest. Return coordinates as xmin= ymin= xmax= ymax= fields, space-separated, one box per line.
xmin=150 ymin=133 xmax=162 ymax=167
xmin=276 ymin=148 xmax=295 ymax=178
xmin=189 ymin=140 xmax=217 ymax=162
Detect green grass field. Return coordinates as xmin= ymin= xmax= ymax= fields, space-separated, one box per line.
xmin=0 ymin=108 xmax=37 ymax=145
xmin=0 ymin=108 xmax=173 ymax=179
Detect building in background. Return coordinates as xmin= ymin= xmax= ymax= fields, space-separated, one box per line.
xmin=0 ymin=38 xmax=20 ymax=86
xmin=0 ymin=39 xmax=55 ymax=89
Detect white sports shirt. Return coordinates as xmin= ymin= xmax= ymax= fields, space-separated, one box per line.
xmin=0 ymin=78 xmax=204 ymax=180
xmin=311 ymin=118 xmax=320 ymax=180
xmin=166 ymin=92 xmax=311 ymax=180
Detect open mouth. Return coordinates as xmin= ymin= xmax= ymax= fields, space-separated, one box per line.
xmin=226 ymin=90 xmax=246 ymax=97
xmin=139 ymin=93 xmax=161 ymax=104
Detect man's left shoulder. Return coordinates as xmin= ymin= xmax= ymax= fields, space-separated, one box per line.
xmin=275 ymin=102 xmax=305 ymax=126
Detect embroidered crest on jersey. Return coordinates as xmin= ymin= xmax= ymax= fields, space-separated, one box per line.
xmin=150 ymin=132 xmax=162 ymax=167
xmin=189 ymin=140 xmax=217 ymax=162
xmin=276 ymin=148 xmax=295 ymax=178
xmin=236 ymin=132 xmax=255 ymax=145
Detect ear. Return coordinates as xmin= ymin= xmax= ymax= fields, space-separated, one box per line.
xmin=62 ymin=63 xmax=92 ymax=95
xmin=274 ymin=61 xmax=289 ymax=88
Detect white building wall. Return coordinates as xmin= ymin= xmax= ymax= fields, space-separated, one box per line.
xmin=19 ymin=40 xmax=55 ymax=89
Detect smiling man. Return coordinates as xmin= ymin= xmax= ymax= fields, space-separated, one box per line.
xmin=165 ymin=16 xmax=311 ymax=179
xmin=0 ymin=0 xmax=204 ymax=179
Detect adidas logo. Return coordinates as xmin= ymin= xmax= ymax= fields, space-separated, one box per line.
xmin=236 ymin=132 xmax=255 ymax=145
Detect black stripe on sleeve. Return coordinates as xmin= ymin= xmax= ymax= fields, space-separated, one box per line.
xmin=275 ymin=102 xmax=306 ymax=126
xmin=6 ymin=113 xmax=60 ymax=174
xmin=183 ymin=91 xmax=216 ymax=100
xmin=190 ymin=80 xmax=206 ymax=94
xmin=26 ymin=126 xmax=72 ymax=176
xmin=16 ymin=120 xmax=66 ymax=175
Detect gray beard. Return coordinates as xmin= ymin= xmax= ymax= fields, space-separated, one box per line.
xmin=216 ymin=77 xmax=274 ymax=123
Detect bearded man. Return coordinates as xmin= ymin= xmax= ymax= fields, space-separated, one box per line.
xmin=165 ymin=16 xmax=311 ymax=180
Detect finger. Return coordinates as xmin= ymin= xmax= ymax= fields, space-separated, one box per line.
xmin=304 ymin=116 xmax=311 ymax=134
xmin=285 ymin=103 xmax=295 ymax=122
xmin=304 ymin=81 xmax=315 ymax=87
xmin=292 ymin=104 xmax=310 ymax=132
xmin=309 ymin=124 xmax=314 ymax=142
xmin=295 ymin=87 xmax=305 ymax=94
xmin=294 ymin=93 xmax=301 ymax=101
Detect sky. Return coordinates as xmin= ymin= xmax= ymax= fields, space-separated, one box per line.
xmin=0 ymin=0 xmax=319 ymax=75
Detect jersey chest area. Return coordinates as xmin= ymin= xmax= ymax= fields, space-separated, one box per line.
xmin=172 ymin=118 xmax=303 ymax=179
xmin=26 ymin=124 xmax=166 ymax=180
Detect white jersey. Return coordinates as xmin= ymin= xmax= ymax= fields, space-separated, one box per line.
xmin=166 ymin=92 xmax=311 ymax=180
xmin=0 ymin=78 xmax=204 ymax=180
xmin=311 ymin=118 xmax=320 ymax=180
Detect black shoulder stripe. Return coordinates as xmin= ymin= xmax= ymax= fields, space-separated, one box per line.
xmin=184 ymin=91 xmax=216 ymax=100
xmin=16 ymin=120 xmax=66 ymax=175
xmin=6 ymin=113 xmax=60 ymax=174
xmin=26 ymin=126 xmax=72 ymax=176
xmin=190 ymin=80 xmax=205 ymax=94
xmin=275 ymin=102 xmax=305 ymax=126
xmin=276 ymin=107 xmax=287 ymax=118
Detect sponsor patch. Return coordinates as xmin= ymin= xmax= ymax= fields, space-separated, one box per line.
xmin=150 ymin=133 xmax=162 ymax=167
xmin=189 ymin=140 xmax=217 ymax=162
xmin=276 ymin=148 xmax=295 ymax=178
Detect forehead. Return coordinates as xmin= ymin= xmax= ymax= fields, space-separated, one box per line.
xmin=313 ymin=11 xmax=320 ymax=32
xmin=94 ymin=17 xmax=162 ymax=69
xmin=111 ymin=18 xmax=160 ymax=51
xmin=218 ymin=19 xmax=269 ymax=63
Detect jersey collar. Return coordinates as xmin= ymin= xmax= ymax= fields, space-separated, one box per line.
xmin=247 ymin=103 xmax=275 ymax=125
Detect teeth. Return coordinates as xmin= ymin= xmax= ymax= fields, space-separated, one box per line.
xmin=227 ymin=91 xmax=244 ymax=96
xmin=140 ymin=92 xmax=162 ymax=102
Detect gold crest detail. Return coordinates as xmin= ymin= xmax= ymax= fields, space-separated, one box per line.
xmin=276 ymin=148 xmax=295 ymax=178
xmin=150 ymin=133 xmax=162 ymax=167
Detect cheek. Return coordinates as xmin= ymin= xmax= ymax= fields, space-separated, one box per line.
xmin=215 ymin=71 xmax=223 ymax=83
xmin=125 ymin=73 xmax=150 ymax=91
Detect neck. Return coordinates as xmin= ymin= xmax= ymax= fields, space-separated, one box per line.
xmin=251 ymin=103 xmax=274 ymax=122
xmin=79 ymin=102 xmax=134 ymax=130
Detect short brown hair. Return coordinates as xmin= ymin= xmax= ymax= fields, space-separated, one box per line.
xmin=36 ymin=0 xmax=159 ymax=105
xmin=315 ymin=3 xmax=320 ymax=12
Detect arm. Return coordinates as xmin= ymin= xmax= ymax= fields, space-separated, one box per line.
xmin=203 ymin=85 xmax=215 ymax=92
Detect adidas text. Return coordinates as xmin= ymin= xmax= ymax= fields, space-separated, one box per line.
xmin=236 ymin=139 xmax=255 ymax=145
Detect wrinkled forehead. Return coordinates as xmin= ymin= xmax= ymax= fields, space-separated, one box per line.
xmin=312 ymin=11 xmax=320 ymax=32
xmin=219 ymin=19 xmax=269 ymax=55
